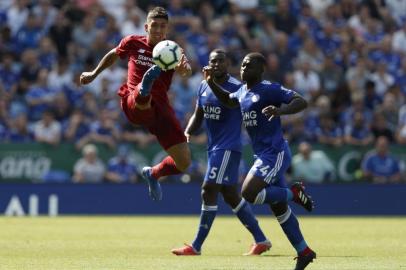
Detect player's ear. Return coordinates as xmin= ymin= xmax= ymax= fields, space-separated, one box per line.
xmin=144 ymin=23 xmax=149 ymax=33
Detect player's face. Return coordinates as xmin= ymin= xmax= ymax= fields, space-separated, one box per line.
xmin=208 ymin=52 xmax=228 ymax=78
xmin=240 ymin=57 xmax=261 ymax=83
xmin=145 ymin=18 xmax=168 ymax=45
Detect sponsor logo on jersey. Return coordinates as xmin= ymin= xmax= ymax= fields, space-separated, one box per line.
xmin=137 ymin=49 xmax=146 ymax=53
xmin=242 ymin=110 xmax=257 ymax=127
xmin=203 ymin=105 xmax=221 ymax=120
xmin=135 ymin=54 xmax=153 ymax=67
xmin=251 ymin=94 xmax=260 ymax=102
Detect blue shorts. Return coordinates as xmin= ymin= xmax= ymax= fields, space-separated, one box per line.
xmin=204 ymin=150 xmax=241 ymax=185
xmin=248 ymin=142 xmax=291 ymax=187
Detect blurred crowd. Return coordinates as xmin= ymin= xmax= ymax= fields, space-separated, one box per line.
xmin=0 ymin=0 xmax=406 ymax=183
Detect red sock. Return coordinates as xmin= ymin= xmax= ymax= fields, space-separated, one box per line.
xmin=151 ymin=156 xmax=182 ymax=179
xmin=299 ymin=246 xmax=312 ymax=257
xmin=135 ymin=94 xmax=151 ymax=105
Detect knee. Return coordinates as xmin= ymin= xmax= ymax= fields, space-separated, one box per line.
xmin=270 ymin=202 xmax=288 ymax=216
xmin=241 ymin=188 xmax=257 ymax=204
xmin=202 ymin=186 xmax=218 ymax=204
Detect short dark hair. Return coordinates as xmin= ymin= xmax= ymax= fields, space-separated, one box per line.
xmin=246 ymin=52 xmax=266 ymax=67
xmin=210 ymin=49 xmax=228 ymax=59
xmin=147 ymin=6 xmax=169 ymax=22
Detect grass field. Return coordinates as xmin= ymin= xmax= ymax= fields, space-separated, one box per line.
xmin=0 ymin=216 xmax=405 ymax=270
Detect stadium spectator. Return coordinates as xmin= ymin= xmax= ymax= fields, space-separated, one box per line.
xmin=47 ymin=57 xmax=73 ymax=91
xmin=293 ymin=60 xmax=321 ymax=101
xmin=77 ymin=108 xmax=120 ymax=150
xmin=392 ymin=20 xmax=406 ymax=55
xmin=6 ymin=0 xmax=29 ymax=36
xmin=292 ymin=141 xmax=335 ymax=184
xmin=361 ymin=136 xmax=401 ymax=183
xmin=6 ymin=112 xmax=34 ymax=143
xmin=63 ymin=108 xmax=91 ymax=144
xmin=37 ymin=36 xmax=57 ymax=70
xmin=396 ymin=104 xmax=406 ymax=144
xmin=25 ymin=68 xmax=57 ymax=121
xmin=33 ymin=110 xmax=61 ymax=146
xmin=344 ymin=111 xmax=374 ymax=146
xmin=371 ymin=113 xmax=395 ymax=142
xmin=105 ymin=145 xmax=139 ymax=183
xmin=0 ymin=52 xmax=19 ymax=98
xmin=73 ymin=144 xmax=106 ymax=183
xmin=315 ymin=113 xmax=343 ymax=147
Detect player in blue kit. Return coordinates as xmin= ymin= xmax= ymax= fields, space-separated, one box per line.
xmin=205 ymin=52 xmax=316 ymax=270
xmin=171 ymin=49 xmax=271 ymax=256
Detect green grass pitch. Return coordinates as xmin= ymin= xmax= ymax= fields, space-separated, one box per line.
xmin=0 ymin=216 xmax=405 ymax=270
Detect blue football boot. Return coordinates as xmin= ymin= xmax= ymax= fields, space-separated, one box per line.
xmin=139 ymin=65 xmax=161 ymax=96
xmin=142 ymin=166 xmax=162 ymax=201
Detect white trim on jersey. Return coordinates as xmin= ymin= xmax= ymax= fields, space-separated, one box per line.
xmin=227 ymin=76 xmax=241 ymax=86
xmin=216 ymin=150 xmax=231 ymax=184
xmin=264 ymin=150 xmax=285 ymax=184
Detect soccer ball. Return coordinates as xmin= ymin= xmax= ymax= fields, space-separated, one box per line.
xmin=152 ymin=40 xmax=182 ymax=71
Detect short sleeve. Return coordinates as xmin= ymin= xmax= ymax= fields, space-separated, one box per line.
xmin=115 ymin=36 xmax=133 ymax=59
xmin=275 ymin=84 xmax=295 ymax=104
xmin=196 ymin=81 xmax=204 ymax=108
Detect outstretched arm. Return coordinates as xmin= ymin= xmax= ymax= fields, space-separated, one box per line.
xmin=184 ymin=103 xmax=204 ymax=142
xmin=80 ymin=48 xmax=119 ymax=85
xmin=204 ymin=67 xmax=239 ymax=108
xmin=262 ymin=92 xmax=307 ymax=121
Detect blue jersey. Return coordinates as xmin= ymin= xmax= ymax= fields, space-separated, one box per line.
xmin=362 ymin=152 xmax=400 ymax=177
xmin=197 ymin=75 xmax=242 ymax=152
xmin=230 ymin=81 xmax=295 ymax=156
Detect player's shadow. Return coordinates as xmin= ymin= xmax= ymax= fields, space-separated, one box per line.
xmin=262 ymin=254 xmax=362 ymax=258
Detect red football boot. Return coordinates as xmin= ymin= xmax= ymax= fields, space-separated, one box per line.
xmin=243 ymin=240 xmax=272 ymax=256
xmin=171 ymin=244 xmax=201 ymax=256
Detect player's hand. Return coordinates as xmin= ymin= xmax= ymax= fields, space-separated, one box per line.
xmin=175 ymin=53 xmax=191 ymax=77
xmin=203 ymin=66 xmax=213 ymax=82
xmin=79 ymin=71 xmax=97 ymax=85
xmin=262 ymin=105 xmax=281 ymax=121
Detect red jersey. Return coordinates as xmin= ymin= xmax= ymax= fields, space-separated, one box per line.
xmin=115 ymin=35 xmax=175 ymax=105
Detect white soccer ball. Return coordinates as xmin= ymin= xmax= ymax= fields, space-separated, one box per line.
xmin=152 ymin=40 xmax=182 ymax=71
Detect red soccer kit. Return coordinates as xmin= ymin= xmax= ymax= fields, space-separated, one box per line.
xmin=116 ymin=35 xmax=186 ymax=150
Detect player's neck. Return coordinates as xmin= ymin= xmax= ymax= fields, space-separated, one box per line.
xmin=246 ymin=78 xmax=262 ymax=90
xmin=215 ymin=74 xmax=228 ymax=85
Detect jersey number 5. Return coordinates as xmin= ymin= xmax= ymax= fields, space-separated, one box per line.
xmin=209 ymin=167 xmax=218 ymax=179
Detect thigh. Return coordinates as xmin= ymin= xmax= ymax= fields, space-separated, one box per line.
xmin=153 ymin=103 xmax=187 ymax=150
xmin=121 ymin=83 xmax=155 ymax=126
xmin=204 ymin=150 xmax=241 ymax=186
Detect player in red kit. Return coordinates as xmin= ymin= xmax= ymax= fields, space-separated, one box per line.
xmin=80 ymin=7 xmax=192 ymax=201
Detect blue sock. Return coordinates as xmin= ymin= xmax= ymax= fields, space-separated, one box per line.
xmin=233 ymin=199 xmax=267 ymax=243
xmin=276 ymin=206 xmax=308 ymax=254
xmin=254 ymin=186 xmax=292 ymax=205
xmin=140 ymin=65 xmax=161 ymax=96
xmin=191 ymin=205 xmax=217 ymax=252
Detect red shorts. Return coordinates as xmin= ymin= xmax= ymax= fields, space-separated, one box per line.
xmin=118 ymin=83 xmax=186 ymax=150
